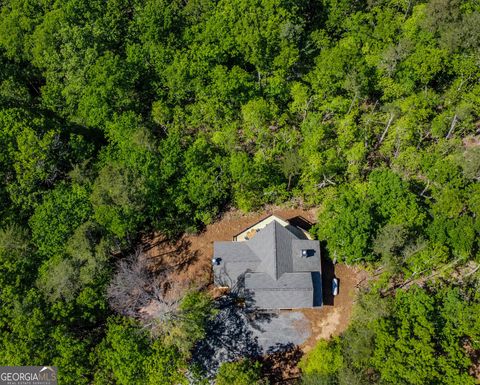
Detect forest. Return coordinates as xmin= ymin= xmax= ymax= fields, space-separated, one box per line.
xmin=0 ymin=0 xmax=479 ymax=383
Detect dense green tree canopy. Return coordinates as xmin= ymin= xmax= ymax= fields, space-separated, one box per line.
xmin=301 ymin=286 xmax=480 ymax=385
xmin=0 ymin=0 xmax=479 ymax=383
xmin=215 ymin=359 xmax=264 ymax=385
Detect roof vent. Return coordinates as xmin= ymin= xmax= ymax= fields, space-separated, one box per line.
xmin=212 ymin=258 xmax=221 ymax=266
xmin=301 ymin=249 xmax=308 ymax=258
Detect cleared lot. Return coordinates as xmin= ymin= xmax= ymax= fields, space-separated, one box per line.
xmin=144 ymin=206 xmax=367 ymax=380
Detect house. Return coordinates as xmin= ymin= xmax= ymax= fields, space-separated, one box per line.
xmin=212 ymin=215 xmax=322 ymax=309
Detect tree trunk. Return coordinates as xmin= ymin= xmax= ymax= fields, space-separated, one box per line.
xmin=446 ymin=114 xmax=457 ymax=139
xmin=375 ymin=113 xmax=394 ymax=149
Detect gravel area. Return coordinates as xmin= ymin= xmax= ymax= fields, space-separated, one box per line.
xmin=192 ymin=297 xmax=311 ymax=376
xmin=251 ymin=311 xmax=311 ymax=353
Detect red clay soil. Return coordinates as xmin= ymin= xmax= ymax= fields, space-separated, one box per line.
xmin=300 ymin=263 xmax=368 ymax=352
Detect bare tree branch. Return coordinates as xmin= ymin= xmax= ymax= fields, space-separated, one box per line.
xmin=375 ymin=113 xmax=394 ymax=150
xmin=420 ymin=180 xmax=430 ymax=197
xmin=446 ymin=114 xmax=458 ymax=139
xmin=316 ymin=174 xmax=336 ymax=189
xmin=107 ymin=247 xmax=189 ymax=322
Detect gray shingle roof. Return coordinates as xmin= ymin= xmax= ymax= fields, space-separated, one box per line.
xmin=213 ymin=242 xmax=259 ymax=287
xmin=245 ymin=272 xmax=314 ymax=309
xmin=291 ymin=239 xmax=321 ymax=272
xmin=247 ymin=223 xmax=277 ymax=280
xmin=275 ymin=222 xmax=298 ymax=279
xmin=213 ymin=218 xmax=322 ymax=308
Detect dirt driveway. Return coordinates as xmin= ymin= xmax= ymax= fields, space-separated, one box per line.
xmin=300 ymin=262 xmax=367 ymax=352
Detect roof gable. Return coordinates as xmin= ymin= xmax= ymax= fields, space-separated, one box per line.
xmin=291 ymin=239 xmax=321 ymax=272
xmin=233 ymin=220 xmax=321 ymax=280
xmin=246 ymin=221 xmax=277 ymax=279
xmin=213 ymin=242 xmax=260 ymax=287
xmin=247 ymin=220 xmax=301 ymax=280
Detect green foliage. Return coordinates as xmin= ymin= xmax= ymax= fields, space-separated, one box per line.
xmin=0 ymin=290 xmax=52 ymax=366
xmin=314 ymin=162 xmax=477 ymax=273
xmin=94 ymin=316 xmax=186 ymax=385
xmin=30 ymin=183 xmax=92 ymax=257
xmin=159 ymin=291 xmax=217 ymax=356
xmin=94 ymin=317 xmax=152 ymax=385
xmin=215 ymin=359 xmax=264 ymax=385
xmin=229 ymin=151 xmax=285 ymax=211
xmin=309 ymin=286 xmax=480 ymax=385
xmin=367 ymin=169 xmax=424 ymax=228
xmin=51 ymin=326 xmax=90 ymax=385
xmin=0 ymin=0 xmax=479 ymax=383
xmin=144 ymin=340 xmax=188 ymax=385
xmin=91 ymin=163 xmax=146 ymax=238
xmin=372 ymin=287 xmax=478 ymax=385
xmin=299 ymin=339 xmax=343 ymax=376
xmin=176 ymin=137 xmax=229 ymax=224
xmin=315 ymin=183 xmax=375 ymax=263
xmin=177 ymin=291 xmax=216 ymax=343
xmin=0 ymin=224 xmax=35 ymax=295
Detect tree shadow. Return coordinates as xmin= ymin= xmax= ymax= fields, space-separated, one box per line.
xmin=193 ymin=275 xmax=312 ymax=379
xmin=261 ymin=343 xmax=303 ymax=384
xmin=286 ymin=215 xmax=313 ymax=231
xmin=141 ymin=233 xmax=171 ymax=252
xmin=192 ymin=291 xmax=278 ymax=376
xmin=143 ymin=237 xmax=199 ymax=275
